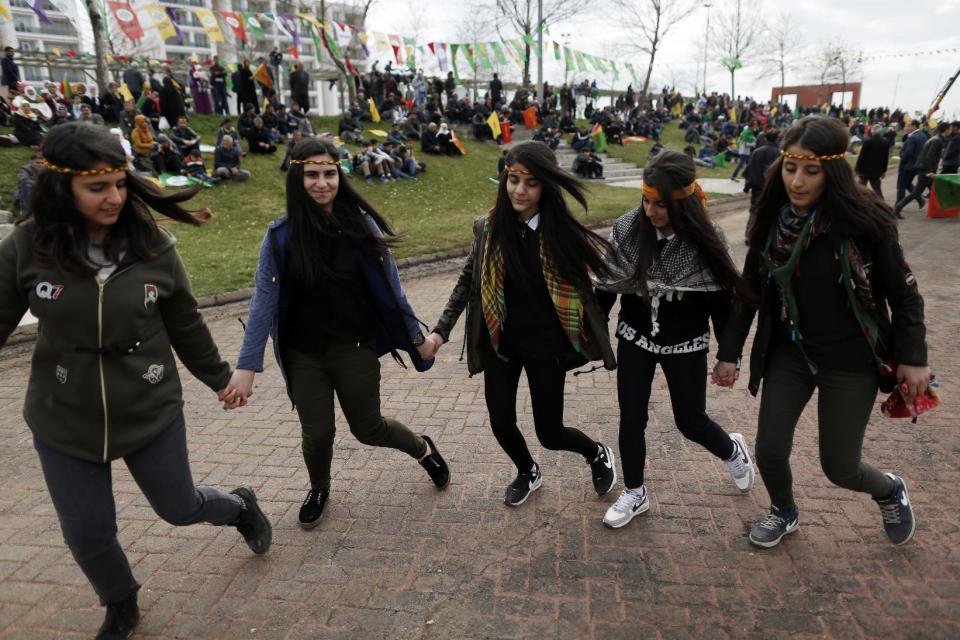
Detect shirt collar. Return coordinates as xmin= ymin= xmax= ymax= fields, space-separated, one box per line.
xmin=655 ymin=228 xmax=674 ymax=241
xmin=522 ymin=213 xmax=540 ymax=230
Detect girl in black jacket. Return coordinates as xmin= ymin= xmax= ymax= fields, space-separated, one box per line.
xmin=596 ymin=150 xmax=756 ymax=529
xmin=714 ymin=116 xmax=929 ymax=549
xmin=428 ymin=141 xmax=618 ymax=507
xmin=0 ymin=123 xmax=271 ymax=639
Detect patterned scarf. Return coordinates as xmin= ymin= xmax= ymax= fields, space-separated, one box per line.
xmin=480 ymin=220 xmax=586 ymax=357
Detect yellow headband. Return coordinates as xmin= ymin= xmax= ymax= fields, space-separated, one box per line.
xmin=44 ymin=161 xmax=127 ymax=176
xmin=780 ymin=150 xmax=846 ymax=162
xmin=289 ymin=159 xmax=340 ymax=166
xmin=506 ymin=165 xmax=532 ymax=175
xmin=642 ymin=180 xmax=701 ymax=203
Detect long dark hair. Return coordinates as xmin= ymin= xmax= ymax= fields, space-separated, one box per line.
xmin=489 ymin=141 xmax=611 ymax=290
xmin=749 ymin=115 xmax=896 ymax=250
xmin=629 ymin=149 xmax=748 ymax=301
xmin=25 ymin=121 xmax=210 ymax=275
xmin=285 ymin=136 xmax=395 ymax=288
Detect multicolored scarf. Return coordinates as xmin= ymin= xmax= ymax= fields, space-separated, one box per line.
xmin=480 ymin=221 xmax=586 ymax=358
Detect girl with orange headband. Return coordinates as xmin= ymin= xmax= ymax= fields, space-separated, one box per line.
xmin=595 ymin=149 xmax=755 ymax=529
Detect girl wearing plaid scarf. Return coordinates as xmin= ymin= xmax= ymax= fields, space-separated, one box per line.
xmin=714 ymin=116 xmax=929 ymax=549
xmin=595 ymin=150 xmax=756 ymax=529
xmin=428 ymin=142 xmax=618 ymax=507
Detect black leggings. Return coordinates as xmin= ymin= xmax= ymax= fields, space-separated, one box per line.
xmin=617 ymin=341 xmax=735 ymax=489
xmin=483 ymin=348 xmax=597 ymax=473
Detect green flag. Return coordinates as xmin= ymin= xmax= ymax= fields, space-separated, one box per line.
xmin=625 ymin=62 xmax=639 ymax=84
xmin=933 ymin=174 xmax=960 ymax=208
xmin=609 ymin=60 xmax=620 ymax=81
xmin=563 ymin=47 xmax=574 ymax=72
xmin=477 ymin=43 xmax=493 ymax=70
xmin=511 ymin=39 xmax=528 ymax=63
xmin=574 ymin=50 xmax=587 ymax=72
xmin=462 ymin=44 xmax=476 ymax=71
xmin=553 ymin=41 xmax=561 ymax=61
xmin=490 ymin=42 xmax=508 ymax=65
xmin=450 ymin=43 xmax=462 ymax=84
xmin=721 ymin=57 xmax=743 ymax=72
xmin=403 ymin=37 xmax=417 ymax=70
xmin=244 ymin=13 xmax=265 ymax=39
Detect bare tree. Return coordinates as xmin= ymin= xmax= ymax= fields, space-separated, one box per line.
xmin=613 ymin=0 xmax=696 ymax=106
xmin=456 ymin=13 xmax=498 ymax=101
xmin=83 ymin=0 xmax=111 ymax=89
xmin=808 ymin=40 xmax=862 ymax=107
xmin=834 ymin=45 xmax=863 ymax=106
xmin=710 ymin=0 xmax=762 ymax=99
xmin=757 ymin=11 xmax=800 ymax=99
xmin=494 ymin=0 xmax=589 ymax=87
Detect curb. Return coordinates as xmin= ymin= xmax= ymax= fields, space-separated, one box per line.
xmin=3 ymin=196 xmax=749 ymax=349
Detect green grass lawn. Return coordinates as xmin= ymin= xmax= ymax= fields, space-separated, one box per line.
xmin=1 ymin=115 xmax=642 ymax=296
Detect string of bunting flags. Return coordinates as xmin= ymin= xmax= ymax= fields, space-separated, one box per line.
xmin=87 ymin=4 xmax=643 ymax=86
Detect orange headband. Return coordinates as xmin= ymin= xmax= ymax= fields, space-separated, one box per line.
xmin=506 ymin=165 xmax=532 ymax=175
xmin=289 ymin=159 xmax=340 ymax=166
xmin=780 ymin=150 xmax=846 ymax=161
xmin=642 ymin=180 xmax=706 ymax=205
xmin=44 ymin=161 xmax=127 ymax=176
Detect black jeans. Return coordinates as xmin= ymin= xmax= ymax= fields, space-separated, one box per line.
xmin=285 ymin=343 xmax=427 ymax=492
xmin=212 ymin=84 xmax=229 ymax=115
xmin=858 ymin=175 xmax=883 ymax=199
xmin=896 ymin=167 xmax=917 ymax=203
xmin=34 ymin=414 xmax=243 ymax=606
xmin=756 ymin=344 xmax=893 ymax=510
xmin=896 ymin=173 xmax=931 ymax=211
xmin=616 ymin=342 xmax=735 ymax=489
xmin=483 ymin=347 xmax=597 ymax=473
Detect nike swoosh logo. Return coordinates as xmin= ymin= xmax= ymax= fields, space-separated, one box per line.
xmin=900 ymin=495 xmax=909 ymax=507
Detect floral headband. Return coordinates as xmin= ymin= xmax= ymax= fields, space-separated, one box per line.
xmin=642 ymin=180 xmax=707 ymax=205
xmin=289 ymin=159 xmax=340 ymax=166
xmin=780 ymin=150 xmax=846 ymax=161
xmin=44 ymin=161 xmax=127 ymax=176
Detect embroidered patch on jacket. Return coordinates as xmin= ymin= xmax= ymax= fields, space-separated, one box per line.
xmin=55 ymin=365 xmax=67 ymax=384
xmin=35 ymin=282 xmax=64 ymax=300
xmin=142 ymin=364 xmax=164 ymax=384
xmin=144 ymin=284 xmax=159 ymax=309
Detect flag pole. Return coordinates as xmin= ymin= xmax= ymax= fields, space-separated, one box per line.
xmin=536 ymin=0 xmax=542 ymax=96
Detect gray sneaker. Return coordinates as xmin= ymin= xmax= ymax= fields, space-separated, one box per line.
xmin=724 ymin=433 xmax=755 ymax=492
xmin=873 ymin=473 xmax=916 ymax=545
xmin=602 ymin=486 xmax=650 ymax=528
xmin=749 ymin=506 xmax=799 ymax=548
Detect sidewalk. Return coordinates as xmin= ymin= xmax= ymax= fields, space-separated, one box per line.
xmin=0 ymin=195 xmax=957 ymax=639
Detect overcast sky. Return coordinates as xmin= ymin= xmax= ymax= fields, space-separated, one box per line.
xmin=364 ymin=0 xmax=960 ymax=119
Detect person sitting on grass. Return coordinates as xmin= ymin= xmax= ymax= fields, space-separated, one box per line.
xmin=185 ymin=147 xmax=218 ymax=184
xmin=437 ymin=123 xmax=463 ymax=157
xmin=573 ymin=148 xmax=603 ymax=179
xmin=280 ymin=130 xmax=304 ymax=172
xmin=571 ymin=126 xmax=593 ymax=152
xmin=130 ymin=114 xmax=156 ymax=174
xmin=387 ymin=123 xmax=407 ymax=146
xmin=169 ymin=115 xmax=201 ymax=157
xmin=261 ymin=103 xmax=283 ymax=142
xmin=216 ymin=118 xmax=237 ymax=145
xmin=237 ymin=103 xmax=257 ymax=140
xmin=684 ymin=143 xmax=713 ymax=168
xmin=153 ymin=134 xmax=185 ymax=175
xmin=214 ymin=135 xmax=251 ymax=181
xmin=533 ymin=127 xmax=560 ymax=150
xmin=246 ymin=117 xmax=278 ymax=154
xmin=421 ymin=122 xmax=442 ymax=155
xmin=290 ymin=102 xmax=315 ymax=137
xmin=403 ymin=111 xmax=423 ymax=140
xmin=12 ymin=151 xmax=45 ymax=217
xmin=399 ymin=143 xmax=426 ymax=176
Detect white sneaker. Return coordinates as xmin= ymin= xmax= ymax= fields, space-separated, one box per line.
xmin=603 ymin=486 xmax=650 ymax=528
xmin=725 ymin=433 xmax=755 ymax=492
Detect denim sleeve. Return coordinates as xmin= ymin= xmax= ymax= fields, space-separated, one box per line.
xmin=237 ymin=231 xmax=279 ymax=372
xmin=366 ymin=215 xmax=422 ymax=340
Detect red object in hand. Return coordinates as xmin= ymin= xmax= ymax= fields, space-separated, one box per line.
xmin=881 ymin=374 xmax=941 ymax=423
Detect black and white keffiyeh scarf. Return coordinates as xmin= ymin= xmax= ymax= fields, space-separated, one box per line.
xmin=597 ymin=208 xmax=728 ymax=336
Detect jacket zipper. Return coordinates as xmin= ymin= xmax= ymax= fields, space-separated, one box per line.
xmin=98 ymin=282 xmax=109 ymax=462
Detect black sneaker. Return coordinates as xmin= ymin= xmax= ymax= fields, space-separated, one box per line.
xmin=504 ymin=464 xmax=543 ymax=507
xmin=299 ymin=488 xmax=329 ymax=529
xmin=230 ymin=487 xmax=272 ymax=555
xmin=589 ymin=443 xmax=617 ymax=496
xmin=874 ymin=473 xmax=916 ymax=545
xmin=95 ymin=592 xmax=139 ymax=640
xmin=748 ymin=506 xmax=800 ymax=548
xmin=419 ymin=434 xmax=450 ymax=489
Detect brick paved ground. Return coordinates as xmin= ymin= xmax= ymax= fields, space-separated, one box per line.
xmin=0 ymin=186 xmax=957 ymax=639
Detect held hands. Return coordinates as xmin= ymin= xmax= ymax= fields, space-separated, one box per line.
xmin=415 ymin=332 xmax=445 ymax=360
xmin=218 ymin=369 xmax=256 ymax=411
xmin=711 ymin=361 xmax=740 ymax=388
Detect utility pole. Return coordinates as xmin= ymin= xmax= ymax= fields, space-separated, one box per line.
xmin=702 ymin=1 xmax=712 ymax=95
xmin=536 ymin=0 xmax=543 ymax=98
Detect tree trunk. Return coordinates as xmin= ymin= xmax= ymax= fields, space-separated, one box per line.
xmin=320 ymin=0 xmax=356 ymax=106
xmin=85 ymin=0 xmax=111 ymax=90
xmin=730 ymin=69 xmax=735 ymax=101
xmin=522 ymin=38 xmax=531 ymax=87
xmin=641 ymin=49 xmax=656 ymax=108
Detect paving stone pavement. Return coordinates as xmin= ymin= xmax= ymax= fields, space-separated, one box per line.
xmin=0 ymin=191 xmax=958 ymax=639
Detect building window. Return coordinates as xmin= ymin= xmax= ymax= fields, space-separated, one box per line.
xmin=23 ymin=66 xmax=46 ymax=82
xmin=193 ymin=33 xmax=209 ymax=48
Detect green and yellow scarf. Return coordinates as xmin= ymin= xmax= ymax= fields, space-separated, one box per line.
xmin=480 ymin=221 xmax=587 ymax=358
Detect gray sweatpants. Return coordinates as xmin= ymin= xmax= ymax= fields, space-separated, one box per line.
xmin=34 ymin=414 xmax=244 ymax=605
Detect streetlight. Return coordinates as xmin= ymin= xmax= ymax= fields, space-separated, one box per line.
xmin=702 ymin=1 xmax=713 ymax=96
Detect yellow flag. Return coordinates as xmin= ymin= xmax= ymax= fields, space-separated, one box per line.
xmin=194 ymin=9 xmax=223 ymax=43
xmin=0 ymin=0 xmax=11 ymax=21
xmin=145 ymin=5 xmax=177 ymax=42
xmin=119 ymin=83 xmax=134 ymax=102
xmin=486 ymin=112 xmax=501 ymax=139
xmin=51 ymin=47 xmax=62 ymax=57
xmin=369 ymin=98 xmax=381 ymax=123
